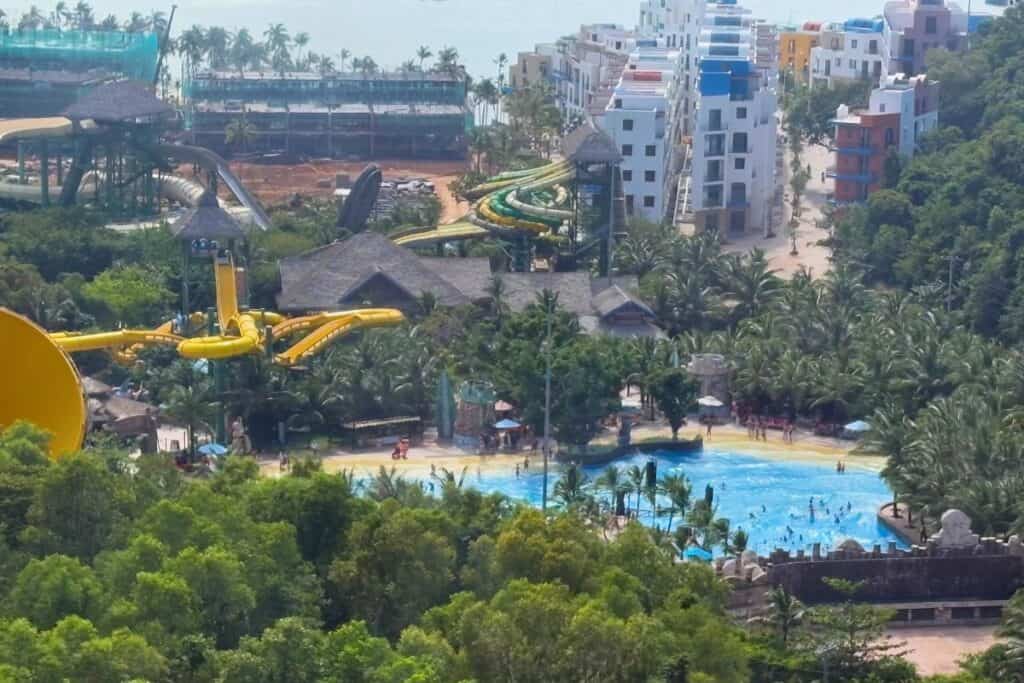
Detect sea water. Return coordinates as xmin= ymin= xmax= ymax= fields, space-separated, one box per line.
xmin=461 ymin=448 xmax=906 ymax=557
xmin=13 ymin=0 xmax=885 ymax=83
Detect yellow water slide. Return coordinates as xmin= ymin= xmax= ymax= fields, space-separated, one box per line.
xmin=274 ymin=309 xmax=406 ymax=367
xmin=177 ymin=253 xmax=262 ymax=360
xmin=0 ymin=309 xmax=87 ymax=457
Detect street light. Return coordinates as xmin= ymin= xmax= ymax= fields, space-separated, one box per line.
xmin=541 ymin=299 xmax=553 ymax=512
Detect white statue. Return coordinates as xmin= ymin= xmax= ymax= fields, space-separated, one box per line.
xmin=929 ymin=509 xmax=979 ymax=548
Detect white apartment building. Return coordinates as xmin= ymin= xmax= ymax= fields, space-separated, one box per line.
xmin=690 ymin=0 xmax=778 ymax=235
xmin=601 ymin=46 xmax=682 ymax=222
xmin=810 ymin=18 xmax=887 ymax=89
xmin=638 ymin=0 xmax=705 ymax=136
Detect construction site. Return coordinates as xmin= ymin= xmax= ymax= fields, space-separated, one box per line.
xmin=185 ymin=71 xmax=471 ymax=160
xmin=0 ymin=29 xmax=160 ymax=118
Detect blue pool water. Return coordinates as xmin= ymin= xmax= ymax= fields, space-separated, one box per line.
xmin=458 ymin=448 xmax=906 ymax=556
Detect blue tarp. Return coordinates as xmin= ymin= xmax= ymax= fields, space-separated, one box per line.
xmin=684 ymin=546 xmax=714 ymax=562
xmin=844 ymin=420 xmax=870 ymax=432
xmin=198 ymin=443 xmax=228 ymax=456
xmin=494 ymin=419 xmax=522 ymax=429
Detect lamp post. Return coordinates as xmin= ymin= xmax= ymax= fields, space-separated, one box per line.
xmin=542 ymin=300 xmax=553 ymax=512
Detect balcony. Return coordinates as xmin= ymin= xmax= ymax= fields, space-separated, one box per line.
xmin=833 ymin=145 xmax=873 ymax=156
xmin=727 ymin=196 xmax=749 ymax=208
xmin=826 ymin=167 xmax=872 ymax=183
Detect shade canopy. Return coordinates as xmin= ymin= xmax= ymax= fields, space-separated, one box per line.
xmin=683 ymin=546 xmax=713 ymax=562
xmin=494 ymin=419 xmax=521 ymax=430
xmin=697 ymin=395 xmax=725 ymax=408
xmin=198 ymin=443 xmax=228 ymax=456
xmin=844 ymin=420 xmax=870 ymax=432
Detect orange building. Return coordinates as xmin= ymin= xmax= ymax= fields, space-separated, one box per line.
xmin=779 ymin=22 xmax=822 ymax=83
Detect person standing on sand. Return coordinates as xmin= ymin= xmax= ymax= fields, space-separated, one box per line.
xmin=515 ymin=464 xmax=520 ymax=478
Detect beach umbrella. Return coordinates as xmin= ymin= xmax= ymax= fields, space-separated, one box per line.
xmin=683 ymin=546 xmax=713 ymax=562
xmin=843 ymin=420 xmax=870 ymax=433
xmin=494 ymin=418 xmax=521 ymax=430
xmin=198 ymin=443 xmax=228 ymax=456
xmin=697 ymin=395 xmax=724 ymax=407
xmin=494 ymin=400 xmax=515 ymax=412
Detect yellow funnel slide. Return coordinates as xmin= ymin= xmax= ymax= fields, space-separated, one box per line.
xmin=0 ymin=309 xmax=87 ymax=456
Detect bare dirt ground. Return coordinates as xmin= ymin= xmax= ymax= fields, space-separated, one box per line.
xmin=893 ymin=626 xmax=997 ymax=675
xmin=218 ymin=159 xmax=471 ymax=223
xmin=721 ymin=140 xmax=835 ymax=279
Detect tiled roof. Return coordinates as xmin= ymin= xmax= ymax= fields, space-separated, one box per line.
xmin=65 ymin=80 xmax=173 ymax=122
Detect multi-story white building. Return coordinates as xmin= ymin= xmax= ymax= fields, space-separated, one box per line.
xmin=601 ymin=45 xmax=682 ymax=222
xmin=689 ymin=0 xmax=778 ymax=235
xmin=638 ymin=0 xmax=704 ymax=136
xmin=509 ymin=24 xmax=635 ymax=122
xmin=810 ymin=18 xmax=888 ymax=89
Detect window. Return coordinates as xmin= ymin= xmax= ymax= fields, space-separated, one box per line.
xmin=706 ymin=160 xmax=723 ymax=182
xmin=622 ymin=119 xmax=634 ymax=131
xmin=645 ymin=170 xmax=656 ymax=182
xmin=645 ymin=145 xmax=657 ymax=157
xmin=703 ymin=185 xmax=723 ymax=208
xmin=879 ymin=103 xmax=886 ymax=112
xmin=869 ymin=39 xmax=878 ymax=54
xmin=730 ymin=182 xmax=746 ymax=205
xmin=615 ymin=40 xmax=623 ymax=50
xmin=708 ymin=109 xmax=722 ymax=130
xmin=788 ymin=39 xmax=796 ymax=53
xmin=734 ymin=158 xmax=746 ymax=170
xmin=625 ymin=194 xmax=635 ymax=214
xmin=885 ymin=128 xmax=895 ymax=146
xmin=614 ymin=98 xmax=623 ymax=109
xmin=925 ymin=16 xmax=937 ymax=34
xmin=622 ymin=170 xmax=633 ymax=182
xmin=851 ymin=39 xmax=858 ymax=49
xmin=731 ymin=132 xmax=748 ymax=153
xmin=849 ymin=59 xmax=857 ymax=69
xmin=622 ymin=144 xmax=633 ymax=156
xmin=705 ymin=134 xmax=725 ymax=156
xmin=736 ymin=107 xmax=747 ymax=119
xmin=643 ymin=195 xmax=656 ymax=208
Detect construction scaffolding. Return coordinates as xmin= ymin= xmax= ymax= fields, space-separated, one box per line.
xmin=0 ymin=29 xmax=159 ymax=79
xmin=185 ymin=71 xmax=472 ymax=160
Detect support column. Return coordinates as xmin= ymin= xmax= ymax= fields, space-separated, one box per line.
xmin=181 ymin=243 xmax=192 ymax=317
xmin=40 ymin=140 xmax=50 ymax=207
xmin=16 ymin=141 xmax=25 ymax=185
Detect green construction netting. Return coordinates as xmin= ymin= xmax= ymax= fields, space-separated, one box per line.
xmin=0 ymin=29 xmax=159 ymax=81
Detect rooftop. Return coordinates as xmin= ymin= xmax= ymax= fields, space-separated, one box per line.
xmin=562 ymin=122 xmax=622 ymax=164
xmin=193 ymin=69 xmax=463 ymax=83
xmin=171 ymin=191 xmax=248 ymax=241
xmin=64 ymin=80 xmax=173 ymax=123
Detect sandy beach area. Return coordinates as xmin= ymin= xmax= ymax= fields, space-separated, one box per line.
xmin=257 ymin=420 xmax=870 ymax=479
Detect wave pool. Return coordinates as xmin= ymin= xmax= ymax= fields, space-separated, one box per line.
xmin=458 ymin=448 xmax=906 ymax=556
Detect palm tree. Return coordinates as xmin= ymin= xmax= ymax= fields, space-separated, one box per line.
xmin=657 ymin=473 xmax=692 ymax=531
xmin=230 ymin=29 xmax=256 ymax=76
xmin=553 ymin=463 xmax=591 ymax=509
xmin=264 ymin=23 xmax=291 ymax=75
xmin=723 ymin=248 xmax=782 ymax=323
xmin=358 ymin=56 xmax=378 ymax=79
xmin=338 ymin=48 xmax=351 ymax=72
xmin=595 ymin=465 xmax=627 ymax=514
xmin=293 ymin=31 xmax=310 ymax=67
xmin=98 ymin=14 xmax=118 ymax=30
xmin=50 ymin=2 xmax=68 ymax=28
xmin=473 ymin=78 xmax=499 ymax=124
xmin=400 ymin=59 xmax=417 ymax=75
xmin=626 ymin=465 xmax=645 ymax=517
xmin=416 ymin=45 xmax=433 ymax=71
xmin=318 ymin=56 xmax=336 ymax=76
xmin=225 ymin=116 xmax=256 ymax=153
xmin=148 ymin=10 xmax=167 ymax=35
xmin=178 ymin=25 xmax=207 ymax=77
xmin=72 ymin=1 xmax=94 ymax=30
xmin=752 ymin=587 xmax=805 ymax=648
xmin=165 ymin=385 xmax=216 ymax=457
xmin=205 ymin=26 xmax=232 ymax=70
xmin=484 ymin=274 xmax=509 ymax=326
xmin=18 ymin=6 xmax=46 ymax=30
xmin=434 ymin=46 xmax=460 ymax=77
xmin=124 ymin=11 xmax=147 ymax=32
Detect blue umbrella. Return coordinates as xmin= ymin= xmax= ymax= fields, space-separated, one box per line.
xmin=198 ymin=443 xmax=228 ymax=456
xmin=844 ymin=420 xmax=870 ymax=432
xmin=684 ymin=546 xmax=713 ymax=562
xmin=494 ymin=419 xmax=521 ymax=430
